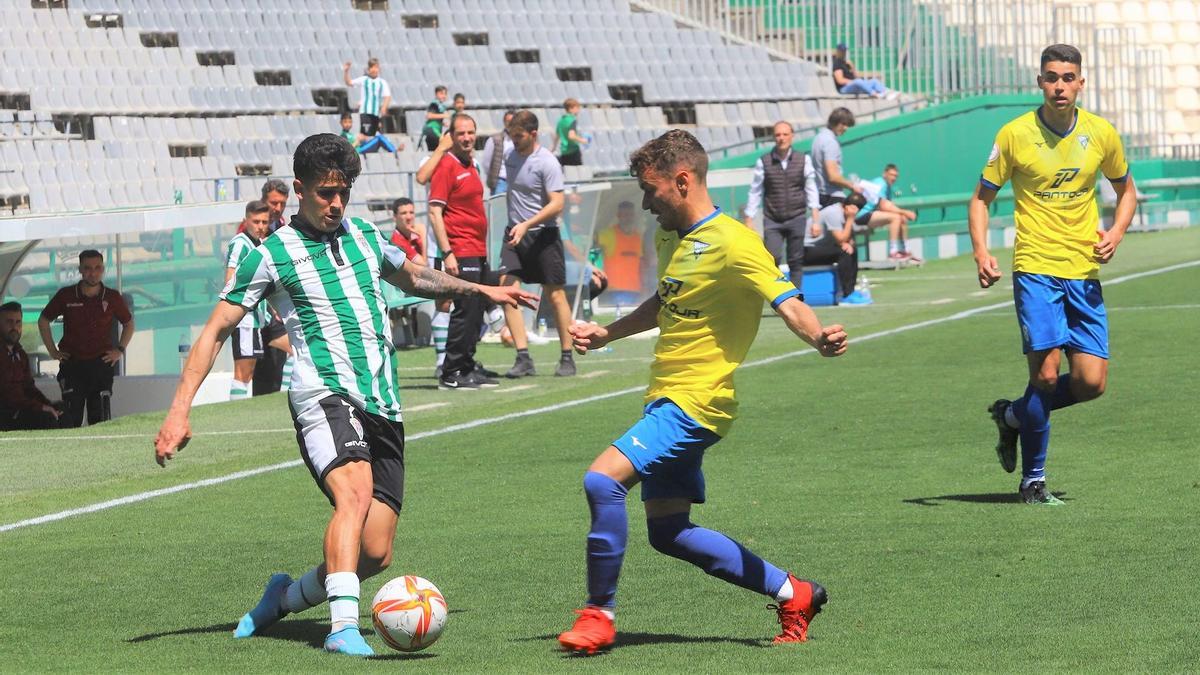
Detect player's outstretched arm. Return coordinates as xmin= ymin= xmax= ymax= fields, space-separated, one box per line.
xmin=569 ymin=294 xmax=660 ymax=355
xmin=775 ymin=297 xmax=847 ymax=357
xmin=1096 ymin=176 xmax=1137 ymax=264
xmin=386 ymin=263 xmax=539 ymax=309
xmin=155 ymin=301 xmax=247 ymax=466
xmin=968 ymin=184 xmax=1001 ymax=288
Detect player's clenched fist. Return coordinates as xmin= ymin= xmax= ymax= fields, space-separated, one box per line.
xmin=154 ymin=413 xmax=192 ymax=467
xmin=816 ymin=324 xmax=848 ymax=357
xmin=568 ymin=322 xmax=609 ymax=355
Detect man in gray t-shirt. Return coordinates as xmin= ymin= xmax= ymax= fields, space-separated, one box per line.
xmin=803 ymin=194 xmax=871 ymax=304
xmin=811 ymin=107 xmax=865 ymax=206
xmin=497 ymin=110 xmax=577 ymax=378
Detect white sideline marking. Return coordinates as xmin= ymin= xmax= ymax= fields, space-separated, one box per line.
xmin=498 ymin=384 xmax=537 ymax=393
xmin=930 ymin=298 xmax=956 ymax=305
xmin=582 ymin=370 xmax=611 ymax=378
xmin=3 ymin=259 xmax=1197 ymax=535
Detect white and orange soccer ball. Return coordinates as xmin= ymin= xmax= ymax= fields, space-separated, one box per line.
xmin=371 ymin=575 xmax=448 ymax=652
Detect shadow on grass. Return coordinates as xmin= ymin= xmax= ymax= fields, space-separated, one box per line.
xmin=129 ymin=618 xmax=331 ymax=649
xmin=903 ymin=491 xmax=1067 ymax=506
xmin=516 ymin=631 xmax=769 ymax=654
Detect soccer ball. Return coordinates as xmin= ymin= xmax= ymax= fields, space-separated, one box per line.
xmin=371 ymin=575 xmax=448 ymax=652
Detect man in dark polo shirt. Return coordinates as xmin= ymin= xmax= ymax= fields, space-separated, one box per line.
xmin=1 ymin=301 xmax=63 ymax=430
xmin=38 ymin=250 xmax=134 ymax=426
xmin=428 ymin=113 xmax=497 ymax=391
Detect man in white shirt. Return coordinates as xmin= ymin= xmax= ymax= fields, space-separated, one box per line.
xmin=743 ymin=121 xmax=820 ymax=291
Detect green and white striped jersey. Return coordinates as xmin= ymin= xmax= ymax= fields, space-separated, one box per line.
xmin=351 ymin=75 xmax=391 ymax=117
xmin=224 ymin=232 xmax=264 ymax=329
xmin=220 ymin=217 xmax=408 ymax=421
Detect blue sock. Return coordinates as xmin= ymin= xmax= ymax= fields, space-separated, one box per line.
xmin=1049 ymin=374 xmax=1079 ymax=410
xmin=646 ymin=512 xmax=788 ymax=598
xmin=1011 ymin=383 xmax=1051 ymax=483
xmin=583 ymin=471 xmax=628 ymax=608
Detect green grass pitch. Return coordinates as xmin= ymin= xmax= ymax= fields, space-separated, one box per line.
xmin=2 ymin=228 xmax=1198 ymax=672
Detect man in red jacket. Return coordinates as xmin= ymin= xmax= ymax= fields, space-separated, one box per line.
xmin=38 ymin=250 xmax=134 ymax=426
xmin=1 ymin=301 xmax=62 ymax=430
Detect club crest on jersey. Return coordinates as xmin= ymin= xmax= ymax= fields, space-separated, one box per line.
xmin=1078 ymin=135 xmax=1089 ymax=150
xmin=691 ymin=240 xmax=710 ymax=259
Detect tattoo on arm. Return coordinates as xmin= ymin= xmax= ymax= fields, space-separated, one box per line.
xmin=404 ymin=264 xmax=481 ymax=300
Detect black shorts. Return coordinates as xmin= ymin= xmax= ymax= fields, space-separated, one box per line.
xmin=261 ymin=316 xmax=287 ymax=344
xmin=360 ymin=113 xmax=381 ymax=137
xmin=290 ymin=394 xmax=406 ymax=514
xmin=232 ymin=321 xmax=263 ymax=359
xmin=854 ymin=210 xmax=874 ymax=226
xmin=498 ymin=226 xmax=566 ymax=285
xmin=558 ymin=149 xmax=582 ymax=166
xmin=423 ymin=128 xmax=440 ymax=151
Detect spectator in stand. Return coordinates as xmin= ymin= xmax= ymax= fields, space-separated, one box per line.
xmin=556 ymin=98 xmax=590 ymax=167
xmin=811 ymin=107 xmax=863 ymax=207
xmin=831 ymin=43 xmax=898 ymax=99
xmin=38 ymin=250 xmax=134 ymax=427
xmin=428 ymin=113 xmax=498 ymax=390
xmin=744 ymin=121 xmax=820 ymax=291
xmin=806 ymin=194 xmax=872 ymax=305
xmin=1 ymin=301 xmax=63 ymax=430
xmin=448 ymin=93 xmax=467 ymax=132
xmin=480 ymin=109 xmax=516 ymax=196
xmin=421 ymin=85 xmax=451 ymax=151
xmin=338 ymin=111 xmax=359 ymax=149
xmin=594 ymin=200 xmax=650 ymax=309
xmin=342 ymin=58 xmax=396 ymax=154
xmin=857 ymin=163 xmax=921 ymax=261
xmin=499 ymin=110 xmax=575 ymax=378
xmin=254 ymin=179 xmax=294 ymax=394
xmin=225 ymin=200 xmax=272 ymax=399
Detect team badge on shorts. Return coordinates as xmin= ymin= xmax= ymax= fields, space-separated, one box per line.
xmin=349 ymin=416 xmax=365 ymax=441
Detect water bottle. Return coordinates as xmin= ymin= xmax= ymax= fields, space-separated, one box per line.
xmin=857 ymin=276 xmax=872 ymax=301
xmin=178 ymin=333 xmax=191 ymax=373
xmin=216 ymin=179 xmax=227 ymax=201
xmin=173 ymin=188 xmax=183 ymax=204
xmin=537 ymin=317 xmax=547 ymax=337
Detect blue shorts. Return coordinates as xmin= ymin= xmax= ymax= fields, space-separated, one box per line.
xmin=1013 ymin=272 xmax=1109 ymax=359
xmin=612 ymin=398 xmax=721 ymax=503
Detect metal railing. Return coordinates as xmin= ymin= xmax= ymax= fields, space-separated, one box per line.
xmin=634 ymin=0 xmax=1168 ymax=151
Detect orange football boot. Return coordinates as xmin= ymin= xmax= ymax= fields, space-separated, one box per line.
xmin=558 ymin=606 xmax=616 ymax=654
xmin=771 ymin=575 xmax=828 ymax=643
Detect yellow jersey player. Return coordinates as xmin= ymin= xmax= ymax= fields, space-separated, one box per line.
xmin=560 ymin=130 xmax=848 ymax=654
xmin=968 ymin=44 xmax=1138 ymax=505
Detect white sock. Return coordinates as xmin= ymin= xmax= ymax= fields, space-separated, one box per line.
xmin=229 ymin=380 xmax=251 ymax=400
xmin=284 ymin=566 xmax=325 ymax=614
xmin=1021 ymin=476 xmax=1045 ymax=488
xmin=325 ymin=571 xmax=360 ymax=632
xmin=432 ymin=311 xmax=450 ymax=365
xmin=774 ymin=577 xmax=795 ymax=602
xmin=888 ymin=240 xmax=900 ymax=254
xmin=1004 ymin=404 xmax=1020 ymax=429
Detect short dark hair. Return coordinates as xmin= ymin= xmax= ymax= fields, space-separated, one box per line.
xmin=434 ymin=85 xmax=447 ymax=94
xmin=367 ymin=57 xmax=380 ymax=68
xmin=844 ymin=192 xmax=868 ymax=209
xmin=79 ymin=249 xmax=103 ymax=263
xmin=340 ymin=111 xmax=353 ymax=121
xmin=451 ymin=113 xmax=476 ymax=133
xmin=503 ymin=108 xmax=517 ymax=120
xmin=261 ymin=178 xmax=290 ymax=199
xmin=827 ymin=107 xmax=856 ymax=129
xmin=245 ymin=199 xmax=269 ymax=216
xmin=453 ymin=92 xmax=465 ymax=101
xmin=391 ymin=197 xmax=413 ymax=213
xmin=509 ymin=110 xmax=539 ymax=133
xmin=292 ymin=133 xmax=362 ymax=187
xmin=629 ymin=129 xmax=708 ymax=183
xmin=0 ymin=301 xmax=21 ymax=314
xmin=1041 ymin=44 xmax=1082 ymax=68
xmin=884 ymin=163 xmax=898 ymax=172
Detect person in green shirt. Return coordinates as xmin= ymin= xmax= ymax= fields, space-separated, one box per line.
xmin=421 ymin=85 xmax=450 ymax=151
xmin=556 ymin=97 xmax=589 ymax=166
xmin=338 ymin=112 xmax=359 ymax=148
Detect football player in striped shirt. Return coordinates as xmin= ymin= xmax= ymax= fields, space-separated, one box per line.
xmin=970 ymin=44 xmax=1138 ymax=505
xmin=154 ymin=134 xmax=537 ymax=657
xmin=224 ymin=200 xmax=271 ymax=399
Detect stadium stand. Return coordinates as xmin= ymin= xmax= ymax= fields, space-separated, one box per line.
xmin=0 ymin=0 xmax=908 ymax=218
